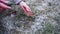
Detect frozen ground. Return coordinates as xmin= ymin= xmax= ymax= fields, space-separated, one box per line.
xmin=0 ymin=0 xmax=60 ymax=34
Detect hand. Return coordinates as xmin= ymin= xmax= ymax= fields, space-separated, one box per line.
xmin=0 ymin=2 xmax=11 ymax=9
xmin=0 ymin=0 xmax=10 ymax=4
xmin=19 ymin=1 xmax=34 ymax=17
xmin=0 ymin=0 xmax=11 ymax=12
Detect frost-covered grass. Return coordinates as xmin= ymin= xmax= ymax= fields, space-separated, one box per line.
xmin=1 ymin=0 xmax=60 ymax=34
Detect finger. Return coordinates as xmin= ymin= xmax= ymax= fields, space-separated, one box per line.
xmin=0 ymin=2 xmax=11 ymax=9
xmin=0 ymin=0 xmax=10 ymax=4
xmin=22 ymin=6 xmax=34 ymax=16
xmin=26 ymin=6 xmax=31 ymax=12
xmin=0 ymin=0 xmax=5 ymax=1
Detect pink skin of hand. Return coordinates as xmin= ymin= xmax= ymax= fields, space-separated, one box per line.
xmin=0 ymin=0 xmax=11 ymax=10
xmin=0 ymin=2 xmax=11 ymax=9
xmin=0 ymin=0 xmax=11 ymax=12
xmin=19 ymin=1 xmax=34 ymax=16
xmin=0 ymin=0 xmax=10 ymax=4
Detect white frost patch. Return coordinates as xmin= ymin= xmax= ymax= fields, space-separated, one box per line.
xmin=2 ymin=16 xmax=15 ymax=30
xmin=11 ymin=14 xmax=15 ymax=17
xmin=35 ymin=6 xmax=45 ymax=11
xmin=42 ymin=2 xmax=48 ymax=7
xmin=31 ymin=15 xmax=47 ymax=32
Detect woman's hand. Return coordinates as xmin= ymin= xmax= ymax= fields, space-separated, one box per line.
xmin=0 ymin=2 xmax=11 ymax=9
xmin=0 ymin=0 xmax=11 ymax=9
xmin=0 ymin=0 xmax=11 ymax=12
xmin=19 ymin=1 xmax=34 ymax=17
xmin=0 ymin=0 xmax=10 ymax=4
